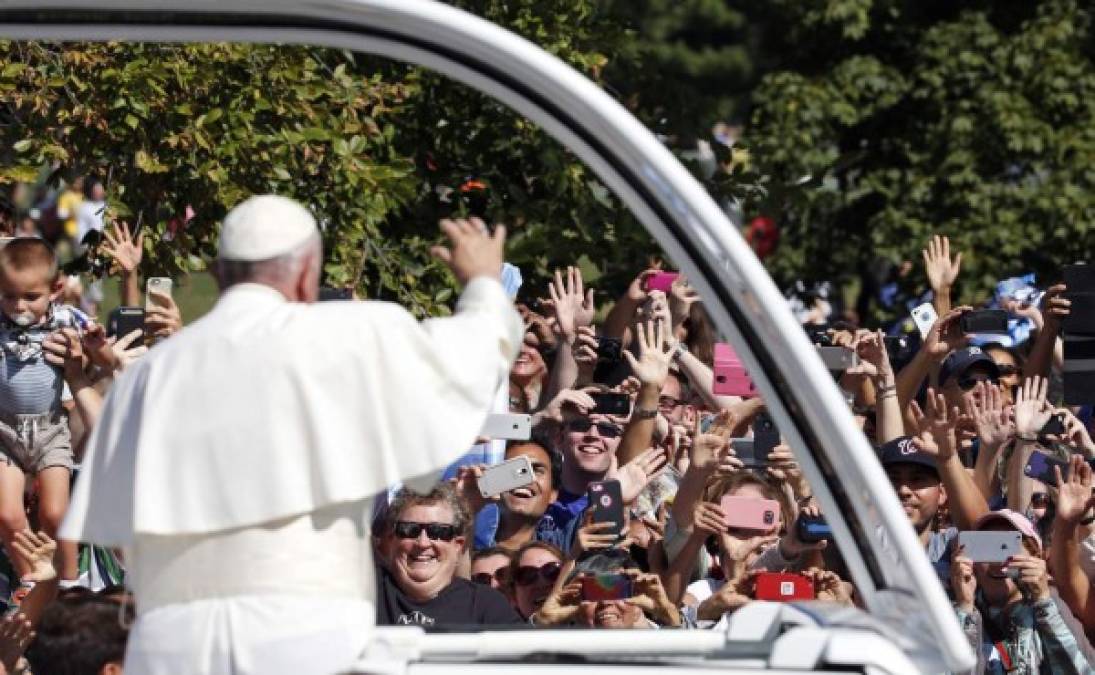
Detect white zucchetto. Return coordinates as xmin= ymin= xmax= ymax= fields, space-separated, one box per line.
xmin=218 ymin=194 xmax=318 ymax=261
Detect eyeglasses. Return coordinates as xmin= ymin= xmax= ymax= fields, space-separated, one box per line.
xmin=565 ymin=419 xmax=623 ymax=438
xmin=658 ymin=395 xmax=685 ymax=409
xmin=1030 ymin=493 xmax=1050 ymax=509
xmin=513 ymin=562 xmax=562 ymax=586
xmin=471 ymin=568 xmax=510 ymax=586
xmin=995 ymin=364 xmax=1020 ymax=377
xmin=957 ymin=374 xmax=999 ymax=392
xmin=393 ymin=521 xmax=459 ymax=542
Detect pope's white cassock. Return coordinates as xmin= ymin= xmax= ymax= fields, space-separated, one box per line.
xmin=61 ymin=253 xmax=522 ymax=671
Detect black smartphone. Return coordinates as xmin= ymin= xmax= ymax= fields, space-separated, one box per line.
xmin=796 ymin=514 xmax=832 ymax=544
xmin=883 ymin=335 xmax=910 ymax=360
xmin=1040 ymin=413 xmax=1066 ymax=437
xmin=959 ymin=310 xmax=1008 ymax=334
xmin=590 ymin=392 xmax=631 ymax=417
xmin=588 ymin=480 xmax=624 ymax=529
xmin=107 ymin=306 xmax=145 ymax=347
xmin=753 ymin=412 xmax=779 ymax=464
xmin=1064 ymin=264 xmax=1095 ymax=334
xmin=318 ymin=287 xmax=353 ymax=301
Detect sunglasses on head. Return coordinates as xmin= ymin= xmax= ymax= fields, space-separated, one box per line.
xmin=393 ymin=521 xmax=459 ymax=542
xmin=471 ymin=568 xmax=511 ymax=586
xmin=514 ymin=561 xmax=562 ymax=586
xmin=566 ymin=419 xmax=623 ymax=438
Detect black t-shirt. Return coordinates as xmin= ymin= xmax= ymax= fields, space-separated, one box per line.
xmin=375 ymin=567 xmax=523 ymax=628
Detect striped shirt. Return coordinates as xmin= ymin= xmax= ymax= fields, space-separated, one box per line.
xmin=0 ymin=305 xmax=88 ymax=416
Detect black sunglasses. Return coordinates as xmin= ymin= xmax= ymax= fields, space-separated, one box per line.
xmin=995 ymin=364 xmax=1020 ymax=377
xmin=957 ymin=374 xmax=999 ymax=392
xmin=566 ymin=419 xmax=623 ymax=438
xmin=471 ymin=568 xmax=510 ymax=586
xmin=393 ymin=521 xmax=459 ymax=542
xmin=514 ymin=562 xmax=562 ymax=586
xmin=1030 ymin=493 xmax=1050 ymax=509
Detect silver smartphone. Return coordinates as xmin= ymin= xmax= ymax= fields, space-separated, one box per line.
xmin=479 ymin=413 xmax=532 ymax=441
xmin=958 ymin=531 xmax=1022 ymax=563
xmin=477 ymin=455 xmax=535 ymax=498
xmin=911 ymin=302 xmax=938 ymax=338
xmin=817 ymin=346 xmax=858 ymax=371
xmin=146 ymin=276 xmax=174 ymax=310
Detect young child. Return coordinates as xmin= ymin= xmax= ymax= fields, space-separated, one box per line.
xmin=0 ymin=238 xmax=88 ymax=589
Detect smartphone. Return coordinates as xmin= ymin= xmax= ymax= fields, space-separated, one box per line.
xmin=590 ymin=392 xmax=631 ymax=417
xmin=958 ymin=531 xmax=1022 ymax=563
xmin=580 ymin=573 xmax=633 ymax=601
xmin=754 ymin=572 xmax=814 ymax=602
xmin=477 ymin=456 xmax=535 ymax=498
xmin=318 ymin=287 xmax=353 ymax=301
xmin=1064 ymin=335 xmax=1095 ymax=405
xmin=712 ymin=342 xmax=757 ymax=397
xmin=752 ymin=412 xmax=779 ymax=462
xmin=1064 ymin=264 xmax=1095 ymax=333
xmin=588 ymin=480 xmax=624 ymax=528
xmin=479 ymin=413 xmax=532 ymax=441
xmin=960 ymin=309 xmax=1008 ymax=335
xmin=1040 ymin=413 xmax=1066 ymax=437
xmin=883 ymin=335 xmax=910 ymax=361
xmin=719 ymin=495 xmax=780 ymax=532
xmin=107 ymin=306 xmax=145 ymax=347
xmin=644 ymin=272 xmax=679 ymax=294
xmin=911 ymin=303 xmax=938 ymax=338
xmin=595 ymin=336 xmax=622 ymax=363
xmin=145 ymin=276 xmax=173 ymax=310
xmin=817 ymin=346 xmax=858 ymax=371
xmin=730 ymin=438 xmax=758 ymax=467
xmin=1023 ymin=450 xmax=1069 ymax=487
xmin=796 ymin=514 xmax=832 ymax=543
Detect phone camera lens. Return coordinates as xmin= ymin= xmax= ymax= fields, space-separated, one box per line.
xmin=764 ymin=511 xmax=774 ymax=524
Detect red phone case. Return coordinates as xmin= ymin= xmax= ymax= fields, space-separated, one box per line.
xmin=719 ymin=495 xmax=781 ymax=532
xmin=712 ymin=342 xmax=757 ymax=397
xmin=754 ymin=572 xmax=814 ymax=602
xmin=644 ymin=272 xmax=679 ymax=294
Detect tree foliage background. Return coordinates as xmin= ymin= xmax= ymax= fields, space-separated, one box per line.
xmin=2 ymin=0 xmax=1094 ymax=319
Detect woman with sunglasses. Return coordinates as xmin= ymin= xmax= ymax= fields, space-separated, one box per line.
xmin=508 ymin=541 xmax=565 ymax=620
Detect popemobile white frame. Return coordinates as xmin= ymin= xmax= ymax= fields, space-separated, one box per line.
xmin=0 ymin=2 xmax=974 ymax=672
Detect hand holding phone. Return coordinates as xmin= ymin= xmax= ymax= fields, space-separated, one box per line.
xmin=754 ymin=572 xmax=814 ymax=602
xmin=107 ymin=306 xmax=145 ymax=348
xmin=588 ymin=480 xmax=625 ymax=530
xmin=719 ymin=495 xmax=780 ymax=532
xmin=477 ymin=456 xmax=535 ymax=498
xmin=958 ymin=531 xmax=1022 ymax=563
xmin=959 ymin=309 xmax=1008 ymax=335
xmin=580 ymin=573 xmax=633 ymax=601
xmin=590 ymin=392 xmax=631 ymax=417
xmin=644 ymin=272 xmax=679 ymax=294
xmin=145 ymin=277 xmax=173 ymax=310
xmin=479 ymin=413 xmax=532 ymax=440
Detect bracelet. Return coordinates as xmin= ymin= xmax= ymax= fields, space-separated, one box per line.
xmin=876 ymin=383 xmax=896 ymax=395
xmin=632 ymin=407 xmax=658 ymax=420
xmin=1017 ymin=434 xmax=1039 ymax=443
xmin=670 ymin=342 xmax=688 ymax=362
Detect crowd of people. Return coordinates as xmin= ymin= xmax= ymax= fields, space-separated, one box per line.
xmin=0 ymin=172 xmax=1091 ymax=674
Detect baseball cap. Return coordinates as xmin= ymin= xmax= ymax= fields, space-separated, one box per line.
xmin=974 ymin=509 xmax=1042 ymax=549
xmin=218 ymin=194 xmax=317 ymax=262
xmin=878 ymin=436 xmax=938 ymax=475
xmin=939 ymin=346 xmax=1000 ymax=386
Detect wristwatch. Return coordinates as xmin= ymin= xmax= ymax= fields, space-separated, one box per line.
xmin=632 ymin=407 xmax=658 ymax=420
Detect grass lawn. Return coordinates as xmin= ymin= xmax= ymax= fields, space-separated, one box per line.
xmin=95 ymin=271 xmax=220 ymax=326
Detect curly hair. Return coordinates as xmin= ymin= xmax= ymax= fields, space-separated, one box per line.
xmin=378 ymin=482 xmax=473 ymax=547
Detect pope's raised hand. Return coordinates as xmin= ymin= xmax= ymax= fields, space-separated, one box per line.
xmin=431 ymin=217 xmax=506 ymax=286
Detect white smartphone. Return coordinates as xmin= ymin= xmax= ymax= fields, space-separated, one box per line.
xmin=911 ymin=302 xmax=938 ymax=339
xmin=958 ymin=531 xmax=1022 ymax=563
xmin=477 ymin=456 xmax=535 ymax=498
xmin=146 ymin=277 xmax=173 ymax=310
xmin=479 ymin=413 xmax=532 ymax=441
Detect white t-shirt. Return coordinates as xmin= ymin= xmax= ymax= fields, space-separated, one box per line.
xmin=685 ymin=577 xmax=724 ymax=605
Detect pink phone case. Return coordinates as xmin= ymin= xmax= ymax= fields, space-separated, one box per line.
xmin=712 ymin=342 xmax=757 ymax=397
xmin=644 ymin=272 xmax=679 ymax=294
xmin=720 ymin=495 xmax=781 ymax=532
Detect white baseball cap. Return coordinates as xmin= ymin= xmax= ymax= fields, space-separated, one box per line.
xmin=218 ymin=194 xmax=318 ymax=262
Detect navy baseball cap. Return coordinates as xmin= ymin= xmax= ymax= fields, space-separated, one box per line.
xmin=939 ymin=346 xmax=1000 ymax=387
xmin=878 ymin=436 xmax=938 ymax=475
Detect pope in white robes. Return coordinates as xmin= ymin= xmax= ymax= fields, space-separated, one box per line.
xmin=60 ymin=195 xmax=523 ymax=674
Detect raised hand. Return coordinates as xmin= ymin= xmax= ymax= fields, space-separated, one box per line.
xmin=923 ymin=234 xmax=962 ymax=294
xmin=1061 ymin=409 xmax=1095 ymax=457
xmin=430 ymin=217 xmax=505 ymax=286
xmin=450 ymin=464 xmax=493 ymax=514
xmin=571 ymin=326 xmax=600 ymax=377
xmin=921 ymin=307 xmax=971 ymax=361
xmin=0 ymin=612 xmax=33 ymax=674
xmin=803 ymin=568 xmax=851 ymax=605
xmin=846 ymin=330 xmax=893 ymax=381
xmin=12 ymin=530 xmax=57 ymax=583
xmin=611 ymin=446 xmax=668 ymax=503
xmin=690 ymin=415 xmax=731 ymax=472
xmin=1014 ymin=376 xmax=1052 ymax=440
xmin=964 ymin=382 xmax=1013 ymax=450
xmin=668 ymin=275 xmax=700 ymax=328
xmin=534 ymin=581 xmax=583 ymax=626
xmin=627 ymin=571 xmax=680 ymax=626
xmin=911 ymin=388 xmax=960 ymax=461
xmin=42 ymin=327 xmax=87 ymax=383
xmin=536 ymin=388 xmax=597 ymax=424
xmin=1008 ymin=554 xmax=1050 ymax=602
xmin=145 ymin=289 xmax=182 ymax=339
xmin=623 ymin=320 xmax=672 ymax=388
xmin=643 ymin=290 xmax=673 ymax=327
xmin=111 ymin=329 xmax=149 ymax=372
xmin=692 ymin=501 xmax=730 ymax=536
xmin=625 ymin=269 xmax=660 ymax=304
xmin=575 ymin=518 xmax=624 ymax=557
xmin=950 ymin=545 xmax=976 ymax=612
xmin=102 ymin=220 xmax=144 ymax=275
xmin=1054 ymin=455 xmax=1095 ymax=525
xmin=1041 ymin=284 xmax=1071 ymax=332
xmin=545 ymin=266 xmax=595 ymax=340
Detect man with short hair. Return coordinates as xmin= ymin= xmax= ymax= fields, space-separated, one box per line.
xmin=467 ymin=435 xmax=560 ymax=552
xmin=374 ymin=485 xmax=521 ymax=627
xmin=61 ymin=196 xmax=523 ymax=674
